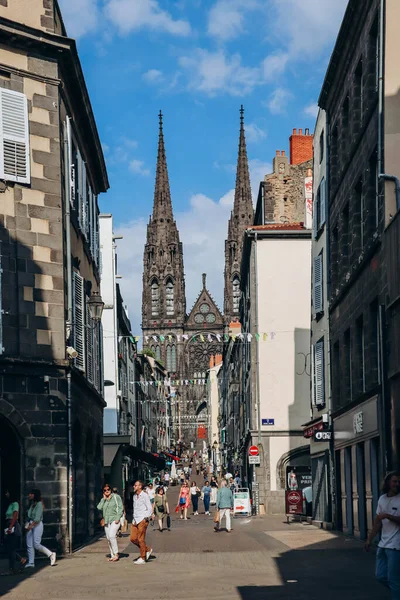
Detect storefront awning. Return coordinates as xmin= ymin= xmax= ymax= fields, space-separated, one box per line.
xmin=103 ymin=434 xmax=131 ymax=468
xmin=123 ymin=445 xmax=166 ymax=470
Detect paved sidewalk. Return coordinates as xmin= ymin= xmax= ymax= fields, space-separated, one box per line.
xmin=0 ymin=511 xmax=390 ymax=600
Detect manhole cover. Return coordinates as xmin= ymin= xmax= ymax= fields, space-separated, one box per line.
xmin=202 ymin=549 xmax=214 ymax=553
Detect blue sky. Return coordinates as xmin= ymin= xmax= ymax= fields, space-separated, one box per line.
xmin=59 ymin=0 xmax=348 ymax=334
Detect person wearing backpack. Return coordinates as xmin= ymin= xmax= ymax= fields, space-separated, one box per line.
xmin=97 ymin=484 xmax=124 ymax=562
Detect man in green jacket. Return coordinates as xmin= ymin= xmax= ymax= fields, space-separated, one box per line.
xmin=214 ymin=480 xmax=234 ymax=533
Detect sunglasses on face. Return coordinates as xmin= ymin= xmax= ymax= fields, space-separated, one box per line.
xmin=103 ymin=488 xmax=111 ymax=492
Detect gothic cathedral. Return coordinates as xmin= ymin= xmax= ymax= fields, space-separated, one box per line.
xmin=142 ymin=108 xmax=253 ymax=441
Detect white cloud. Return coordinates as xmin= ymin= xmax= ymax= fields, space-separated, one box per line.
xmin=143 ymin=69 xmax=164 ymax=84
xmin=245 ymin=123 xmax=267 ymax=144
xmin=304 ymin=103 xmax=319 ymax=118
xmin=104 ymin=0 xmax=191 ymax=36
xmin=101 ymin=142 xmax=110 ymax=154
xmin=249 ymin=159 xmax=272 ymax=199
xmin=262 ymin=52 xmax=289 ymax=82
xmin=129 ymin=159 xmax=150 ymax=176
xmin=267 ymin=88 xmax=293 ymax=115
xmin=179 ymin=49 xmax=261 ymax=97
xmin=271 ymin=0 xmax=348 ymax=57
xmin=58 ymin=0 xmax=99 ymax=38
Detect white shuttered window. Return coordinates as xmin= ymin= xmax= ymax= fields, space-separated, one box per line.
xmin=313 ymin=254 xmax=323 ymax=314
xmin=73 ymin=271 xmax=86 ymax=372
xmin=313 ymin=340 xmax=325 ymax=406
xmin=0 ymin=89 xmax=30 ymax=184
xmin=320 ymin=178 xmax=326 ymax=227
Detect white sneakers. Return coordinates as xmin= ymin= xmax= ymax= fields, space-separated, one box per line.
xmin=146 ymin=548 xmax=153 ymax=561
xmin=24 ymin=563 xmax=34 ymax=569
xmin=134 ymin=558 xmax=145 ymax=565
xmin=50 ymin=552 xmax=56 ymax=566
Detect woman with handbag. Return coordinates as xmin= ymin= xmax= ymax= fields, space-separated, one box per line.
xmin=177 ymin=481 xmax=190 ymax=520
xmin=190 ymin=481 xmax=201 ymax=516
xmin=24 ymin=489 xmax=56 ymax=568
xmin=97 ymin=484 xmax=124 ymax=562
xmin=154 ymin=486 xmax=169 ymax=532
xmin=3 ymin=487 xmax=22 ymax=574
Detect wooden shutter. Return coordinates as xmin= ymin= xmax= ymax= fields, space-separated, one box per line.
xmin=77 ymin=151 xmax=84 ymax=231
xmin=313 ymin=254 xmax=323 ymax=314
xmin=73 ymin=271 xmax=85 ymax=371
xmin=86 ymin=301 xmax=94 ymax=384
xmin=66 ymin=117 xmax=74 ymax=207
xmin=313 ymin=340 xmax=325 ymax=406
xmin=320 ymin=178 xmax=326 ymax=227
xmin=0 ymin=89 xmax=30 ymax=184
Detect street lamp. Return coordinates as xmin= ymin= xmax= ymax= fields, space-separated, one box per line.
xmin=87 ymin=290 xmax=104 ymax=323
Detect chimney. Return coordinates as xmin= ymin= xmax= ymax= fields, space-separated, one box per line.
xmin=289 ymin=126 xmax=314 ymax=165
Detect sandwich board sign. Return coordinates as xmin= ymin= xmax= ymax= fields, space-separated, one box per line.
xmin=233 ymin=489 xmax=251 ymax=516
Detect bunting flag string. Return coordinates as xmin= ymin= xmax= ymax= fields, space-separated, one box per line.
xmin=141 ymin=332 xmax=277 ymax=344
xmin=132 ymin=379 xmax=208 ymax=387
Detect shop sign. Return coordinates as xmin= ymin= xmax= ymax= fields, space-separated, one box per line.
xmin=233 ymin=489 xmax=251 ymax=516
xmin=314 ymin=431 xmax=332 ymax=442
xmin=303 ymin=421 xmax=323 ymax=438
xmin=285 ymin=490 xmax=303 ymax=515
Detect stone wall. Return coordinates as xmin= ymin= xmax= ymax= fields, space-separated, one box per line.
xmin=0 ymin=0 xmax=57 ymax=34
xmin=264 ymin=159 xmax=313 ymax=225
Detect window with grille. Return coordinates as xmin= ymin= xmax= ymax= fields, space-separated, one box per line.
xmin=151 ymin=281 xmax=159 ymax=316
xmin=0 ymin=88 xmax=30 ymax=183
xmin=232 ymin=276 xmax=240 ymax=313
xmin=166 ymin=279 xmax=174 ymax=315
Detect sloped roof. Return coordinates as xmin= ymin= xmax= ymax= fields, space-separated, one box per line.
xmin=186 ymin=273 xmax=224 ymax=326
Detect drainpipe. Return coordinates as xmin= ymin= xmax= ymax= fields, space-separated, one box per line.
xmin=254 ymin=232 xmax=261 ymax=448
xmin=63 ymin=119 xmax=73 ymax=553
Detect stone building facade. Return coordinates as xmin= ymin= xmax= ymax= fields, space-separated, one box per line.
xmin=142 ymin=109 xmax=252 ymax=444
xmin=0 ymin=0 xmax=108 ymax=552
xmin=318 ymin=0 xmax=385 ymax=539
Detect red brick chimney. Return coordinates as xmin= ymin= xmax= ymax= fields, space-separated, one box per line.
xmin=289 ymin=127 xmax=313 ymax=165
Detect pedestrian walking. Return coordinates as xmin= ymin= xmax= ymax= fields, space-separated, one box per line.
xmin=97 ymin=484 xmax=124 ymax=562
xmin=214 ymin=480 xmax=233 ymax=533
xmin=229 ymin=477 xmax=237 ymax=494
xmin=24 ymin=489 xmax=56 ymax=568
xmin=210 ymin=476 xmax=218 ymax=506
xmin=130 ymin=480 xmax=153 ymax=565
xmin=146 ymin=483 xmax=155 ymax=506
xmin=190 ymin=481 xmax=201 ymax=515
xmin=365 ymin=471 xmax=400 ymax=599
xmin=112 ymin=487 xmax=127 ymax=536
xmin=164 ymin=471 xmax=170 ymax=488
xmin=177 ymin=481 xmax=191 ymax=520
xmin=202 ymin=481 xmax=212 ymax=515
xmin=234 ymin=471 xmax=241 ymax=488
xmin=154 ymin=486 xmax=169 ymax=532
xmin=3 ymin=487 xmax=22 ymax=574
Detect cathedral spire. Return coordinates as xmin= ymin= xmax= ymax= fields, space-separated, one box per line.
xmin=223 ymin=106 xmax=254 ymax=325
xmin=152 ymin=110 xmax=174 ymax=222
xmin=233 ymin=105 xmax=252 ymax=217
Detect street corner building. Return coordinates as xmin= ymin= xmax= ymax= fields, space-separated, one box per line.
xmin=0 ymin=1 xmax=109 ymax=551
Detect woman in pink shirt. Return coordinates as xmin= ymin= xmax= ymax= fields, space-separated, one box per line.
xmin=177 ymin=481 xmax=191 ymax=520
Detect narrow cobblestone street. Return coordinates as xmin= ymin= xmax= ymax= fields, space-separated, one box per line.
xmin=0 ymin=494 xmax=390 ymax=600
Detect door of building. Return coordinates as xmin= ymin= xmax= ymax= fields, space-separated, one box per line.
xmin=356 ymin=443 xmax=367 ymax=540
xmin=344 ymin=446 xmax=353 ymax=535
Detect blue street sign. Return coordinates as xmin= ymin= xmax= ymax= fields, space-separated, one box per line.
xmin=262 ymin=419 xmax=275 ymax=426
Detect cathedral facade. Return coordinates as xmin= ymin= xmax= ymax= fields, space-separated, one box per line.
xmin=142 ymin=109 xmax=253 ymax=443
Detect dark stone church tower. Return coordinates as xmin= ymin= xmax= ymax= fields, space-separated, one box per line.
xmin=224 ymin=106 xmax=254 ymax=324
xmin=142 ymin=112 xmax=186 ymax=374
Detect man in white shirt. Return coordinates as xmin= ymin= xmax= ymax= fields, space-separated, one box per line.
xmin=365 ymin=471 xmax=400 ymax=599
xmin=130 ymin=481 xmax=153 ymax=565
